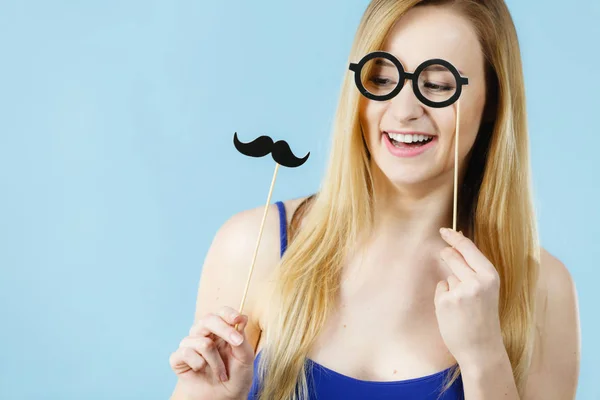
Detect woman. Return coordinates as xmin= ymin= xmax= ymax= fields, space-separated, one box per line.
xmin=169 ymin=0 xmax=580 ymax=399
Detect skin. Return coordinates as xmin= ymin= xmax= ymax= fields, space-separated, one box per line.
xmin=169 ymin=5 xmax=580 ymax=400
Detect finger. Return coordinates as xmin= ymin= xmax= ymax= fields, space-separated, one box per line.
xmin=435 ymin=280 xmax=449 ymax=298
xmin=191 ymin=336 xmax=229 ymax=382
xmin=170 ymin=347 xmax=206 ymax=373
xmin=169 ymin=351 xmax=190 ymax=374
xmin=447 ymin=274 xmax=460 ymax=291
xmin=440 ymin=246 xmax=476 ymax=281
xmin=436 ymin=279 xmax=449 ymax=292
xmin=216 ymin=306 xmax=244 ymax=325
xmin=228 ymin=315 xmax=255 ymax=365
xmin=190 ymin=314 xmax=245 ymax=347
xmin=181 ymin=347 xmax=207 ymax=372
xmin=439 ymin=228 xmax=495 ymax=275
xmin=233 ymin=314 xmax=248 ymax=334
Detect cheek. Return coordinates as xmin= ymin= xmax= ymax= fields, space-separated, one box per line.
xmin=433 ymin=108 xmax=481 ymax=172
xmin=457 ymin=92 xmax=487 ymax=153
xmin=457 ymin=110 xmax=482 ymax=155
xmin=360 ymin=101 xmax=386 ymax=138
xmin=437 ymin=107 xmax=480 ymax=153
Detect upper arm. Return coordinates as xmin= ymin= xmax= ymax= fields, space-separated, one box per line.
xmin=524 ymin=249 xmax=581 ymax=400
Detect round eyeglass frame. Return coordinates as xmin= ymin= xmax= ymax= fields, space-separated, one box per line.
xmin=348 ymin=51 xmax=469 ymax=108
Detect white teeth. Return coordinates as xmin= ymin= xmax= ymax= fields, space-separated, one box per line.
xmin=387 ymin=132 xmax=433 ymax=143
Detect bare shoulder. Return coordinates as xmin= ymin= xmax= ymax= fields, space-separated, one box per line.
xmin=193 ymin=195 xmax=312 ymax=330
xmin=525 ymin=247 xmax=581 ymax=399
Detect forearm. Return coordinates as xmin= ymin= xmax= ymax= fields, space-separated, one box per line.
xmin=460 ymin=345 xmax=520 ymax=400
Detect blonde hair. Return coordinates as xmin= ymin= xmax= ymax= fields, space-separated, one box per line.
xmin=255 ymin=0 xmax=540 ymax=398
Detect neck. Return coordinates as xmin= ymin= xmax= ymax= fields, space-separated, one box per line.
xmin=367 ymin=165 xmax=458 ymax=251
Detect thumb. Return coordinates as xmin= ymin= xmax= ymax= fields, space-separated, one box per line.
xmin=434 ymin=280 xmax=449 ymax=301
xmin=230 ymin=315 xmax=254 ymax=364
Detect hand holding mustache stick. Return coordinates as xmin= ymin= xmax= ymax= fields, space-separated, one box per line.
xmin=232 ymin=132 xmax=310 ymax=331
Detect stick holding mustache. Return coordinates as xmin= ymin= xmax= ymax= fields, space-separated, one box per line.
xmin=232 ymin=132 xmax=310 ymax=322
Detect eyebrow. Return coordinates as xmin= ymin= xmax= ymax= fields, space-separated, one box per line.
xmin=374 ymin=58 xmax=465 ymax=76
xmin=424 ymin=65 xmax=465 ymax=75
xmin=374 ymin=59 xmax=396 ymax=68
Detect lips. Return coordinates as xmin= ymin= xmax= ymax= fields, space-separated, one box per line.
xmin=382 ymin=130 xmax=437 ymax=157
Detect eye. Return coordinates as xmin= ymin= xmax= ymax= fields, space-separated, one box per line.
xmin=423 ymin=81 xmax=454 ymax=92
xmin=369 ymin=76 xmax=396 ymax=86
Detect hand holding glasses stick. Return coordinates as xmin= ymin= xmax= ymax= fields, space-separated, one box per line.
xmin=349 ymin=51 xmax=469 ymax=230
xmin=232 ymin=132 xmax=310 ymax=330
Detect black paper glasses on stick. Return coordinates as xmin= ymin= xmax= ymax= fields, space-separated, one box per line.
xmin=349 ymin=51 xmax=469 ymax=108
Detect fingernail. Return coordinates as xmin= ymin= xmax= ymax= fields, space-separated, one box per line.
xmin=220 ymin=372 xmax=228 ymax=382
xmin=230 ymin=332 xmax=243 ymax=345
xmin=440 ymin=227 xmax=450 ymax=238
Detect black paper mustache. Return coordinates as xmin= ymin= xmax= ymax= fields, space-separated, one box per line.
xmin=233 ymin=132 xmax=310 ymax=168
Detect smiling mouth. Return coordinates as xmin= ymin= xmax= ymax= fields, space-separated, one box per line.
xmin=384 ymin=131 xmax=435 ymax=147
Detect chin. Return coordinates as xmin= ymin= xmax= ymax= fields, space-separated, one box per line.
xmin=385 ymin=172 xmax=435 ymax=188
xmin=373 ymin=161 xmax=436 ymax=188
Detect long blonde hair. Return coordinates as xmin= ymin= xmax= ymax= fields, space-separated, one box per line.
xmin=255 ymin=0 xmax=540 ymax=398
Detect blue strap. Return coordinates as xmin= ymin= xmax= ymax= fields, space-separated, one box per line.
xmin=275 ymin=201 xmax=288 ymax=257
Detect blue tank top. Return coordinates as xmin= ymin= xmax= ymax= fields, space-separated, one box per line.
xmin=247 ymin=201 xmax=465 ymax=399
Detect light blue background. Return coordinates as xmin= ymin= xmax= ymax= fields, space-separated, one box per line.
xmin=1 ymin=0 xmax=598 ymax=399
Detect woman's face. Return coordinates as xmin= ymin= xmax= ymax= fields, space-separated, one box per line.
xmin=359 ymin=5 xmax=488 ymax=189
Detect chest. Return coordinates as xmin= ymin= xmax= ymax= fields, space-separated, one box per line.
xmin=305 ymin=264 xmax=456 ymax=381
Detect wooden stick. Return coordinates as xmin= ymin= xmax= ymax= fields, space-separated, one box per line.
xmin=452 ymin=99 xmax=460 ymax=231
xmin=237 ymin=162 xmax=280 ymax=323
xmin=175 ymin=166 xmax=280 ymax=373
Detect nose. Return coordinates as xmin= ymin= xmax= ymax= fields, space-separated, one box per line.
xmin=386 ymin=79 xmax=424 ymax=122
